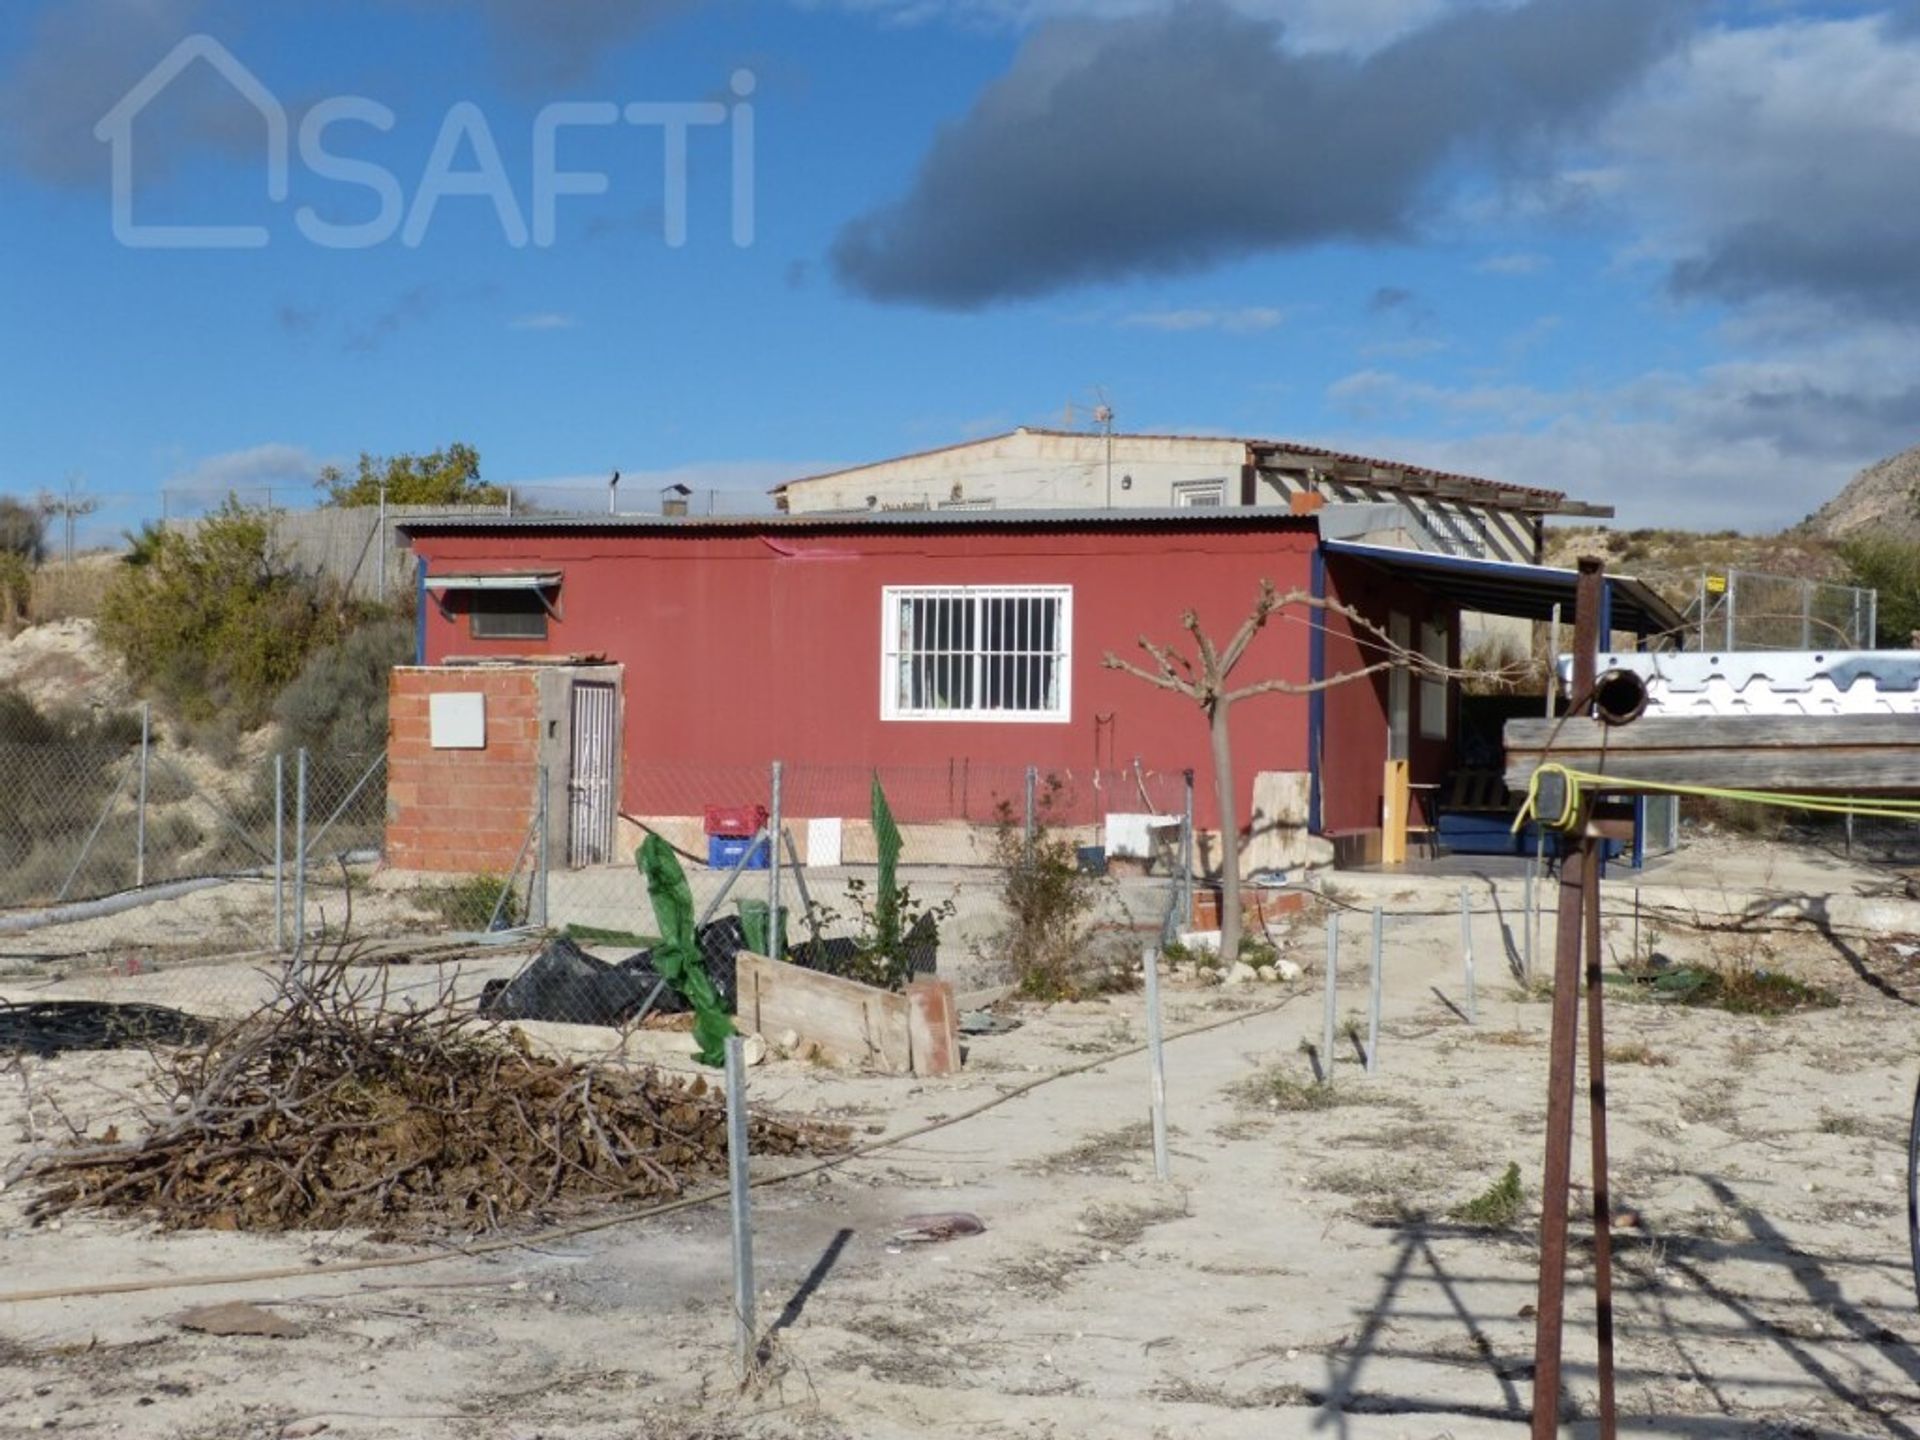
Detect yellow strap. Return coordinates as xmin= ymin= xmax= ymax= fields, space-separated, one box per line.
xmin=1514 ymin=761 xmax=1920 ymax=834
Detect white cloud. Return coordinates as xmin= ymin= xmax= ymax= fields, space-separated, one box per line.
xmin=509 ymin=312 xmax=579 ymax=331
xmin=164 ymin=443 xmax=329 ymax=498
xmin=1119 ymin=305 xmax=1286 ymax=333
xmin=1476 ymin=251 xmax=1549 ymax=275
xmin=1322 ymin=319 xmax=1920 ymax=529
xmin=1600 ymin=11 xmax=1920 ymax=316
xmin=820 ymin=0 xmax=1467 ymax=52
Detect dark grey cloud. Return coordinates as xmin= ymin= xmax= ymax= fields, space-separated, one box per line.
xmin=833 ymin=0 xmax=1698 ymax=307
xmin=0 ymin=0 xmax=686 ymax=189
xmin=1609 ymin=9 xmax=1920 ymax=319
xmin=409 ymin=0 xmax=692 ymax=86
xmin=0 ymin=0 xmax=243 ymax=186
xmin=345 ymin=284 xmax=440 ymax=353
xmin=1709 ymin=376 xmax=1920 ymax=463
xmin=1369 ymin=286 xmax=1416 ymax=314
xmin=1672 ymin=221 xmax=1920 ymax=318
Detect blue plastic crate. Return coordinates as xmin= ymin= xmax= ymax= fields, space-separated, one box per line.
xmin=708 ymin=834 xmax=770 ymax=871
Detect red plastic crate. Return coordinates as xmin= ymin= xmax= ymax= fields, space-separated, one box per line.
xmin=703 ymin=803 xmax=769 ymax=838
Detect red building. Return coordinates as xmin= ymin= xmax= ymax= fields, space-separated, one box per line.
xmin=391 ymin=510 xmax=1678 ymax=874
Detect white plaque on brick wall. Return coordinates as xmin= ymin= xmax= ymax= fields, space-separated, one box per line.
xmin=429 ymin=692 xmax=486 ymax=749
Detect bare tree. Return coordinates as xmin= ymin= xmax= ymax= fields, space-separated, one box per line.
xmin=1104 ymin=579 xmax=1474 ymax=963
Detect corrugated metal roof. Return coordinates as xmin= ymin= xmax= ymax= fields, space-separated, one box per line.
xmin=1321 ymin=539 xmax=1686 ymax=638
xmin=397 ymin=508 xmax=1322 ymax=538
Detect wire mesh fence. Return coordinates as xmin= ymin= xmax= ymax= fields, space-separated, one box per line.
xmin=2 ymin=742 xmax=1212 ymax=1033
xmin=1688 ymin=568 xmax=1876 ymax=651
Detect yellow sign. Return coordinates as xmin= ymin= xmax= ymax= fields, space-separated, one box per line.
xmin=1705 ymin=574 xmax=1728 ymax=594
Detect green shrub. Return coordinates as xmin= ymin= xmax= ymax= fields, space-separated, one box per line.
xmin=1451 ymin=1162 xmax=1526 ymax=1229
xmin=0 ymin=496 xmax=45 ymax=563
xmin=318 ymin=443 xmax=506 ymax=507
xmin=273 ymin=617 xmax=412 ymax=756
xmin=97 ymin=499 xmax=349 ymax=727
xmin=1837 ymin=534 xmax=1920 ymax=647
xmin=423 ymin=874 xmax=523 ymax=930
xmin=986 ymin=779 xmax=1111 ymax=1000
xmin=0 ymin=553 xmax=30 ymax=627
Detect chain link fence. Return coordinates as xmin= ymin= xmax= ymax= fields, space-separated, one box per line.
xmin=1688 ymin=568 xmax=1876 ymax=651
xmin=3 ymin=742 xmax=1219 ymax=1033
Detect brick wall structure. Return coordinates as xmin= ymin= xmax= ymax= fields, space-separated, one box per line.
xmin=386 ymin=667 xmax=545 ymax=874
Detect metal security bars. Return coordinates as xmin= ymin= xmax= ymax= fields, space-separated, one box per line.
xmin=882 ymin=586 xmax=1072 ymax=721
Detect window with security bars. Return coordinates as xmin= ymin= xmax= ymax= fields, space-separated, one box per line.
xmin=882 ymin=586 xmax=1072 ymax=722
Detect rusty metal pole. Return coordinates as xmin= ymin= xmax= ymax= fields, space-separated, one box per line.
xmin=1530 ymin=557 xmax=1604 ymax=1439
xmin=1584 ymin=843 xmax=1618 ymax=1439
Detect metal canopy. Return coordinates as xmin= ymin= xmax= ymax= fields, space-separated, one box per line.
xmin=1320 ymin=540 xmax=1685 ymax=639
xmin=422 ymin=572 xmax=562 ymax=592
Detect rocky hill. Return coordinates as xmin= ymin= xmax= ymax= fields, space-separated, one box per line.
xmin=1805 ymin=442 xmax=1920 ymax=541
xmin=1541 ymin=525 xmax=1843 ymax=612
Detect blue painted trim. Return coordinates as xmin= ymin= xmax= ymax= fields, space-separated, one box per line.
xmin=1308 ymin=547 xmax=1327 ymax=835
xmin=414 ymin=556 xmax=428 ymax=665
xmin=1631 ymin=794 xmax=1646 ymax=869
xmin=1599 ymin=578 xmax=1614 ymax=644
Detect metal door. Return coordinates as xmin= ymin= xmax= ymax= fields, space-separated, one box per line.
xmin=567 ymin=681 xmax=618 ymax=866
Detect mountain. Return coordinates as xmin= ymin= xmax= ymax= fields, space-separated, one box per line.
xmin=1805 ymin=443 xmax=1920 ymax=541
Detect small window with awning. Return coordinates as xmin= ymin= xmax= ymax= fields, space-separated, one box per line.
xmin=422 ymin=572 xmax=561 ymax=640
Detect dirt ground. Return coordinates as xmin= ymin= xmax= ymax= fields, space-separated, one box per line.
xmin=4 ymin=854 xmax=1920 ymax=1439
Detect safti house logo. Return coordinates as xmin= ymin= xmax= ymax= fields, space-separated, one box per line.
xmin=95 ymin=35 xmax=755 ymax=251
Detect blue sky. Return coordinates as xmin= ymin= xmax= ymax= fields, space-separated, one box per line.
xmin=2 ymin=0 xmax=1916 ymax=542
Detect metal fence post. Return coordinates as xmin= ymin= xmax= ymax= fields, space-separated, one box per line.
xmin=1180 ymin=767 xmax=1196 ymax=927
xmin=1143 ymin=945 xmax=1171 ymax=1181
xmin=1366 ymin=905 xmax=1383 ymax=1075
xmin=293 ymin=748 xmax=308 ymax=956
xmin=273 ymin=752 xmax=285 ymax=952
xmin=1523 ymin=843 xmax=1538 ymax=984
xmin=530 ymin=763 xmax=550 ymax=929
xmin=1023 ymin=764 xmax=1037 ymax=865
xmin=1322 ymin=910 xmax=1339 ymax=1084
xmin=768 ymin=760 xmax=784 ymax=962
xmin=135 ymin=702 xmax=150 ymax=889
xmin=724 ymin=1034 xmax=756 ymax=1372
xmin=1461 ymin=884 xmax=1477 ymax=1025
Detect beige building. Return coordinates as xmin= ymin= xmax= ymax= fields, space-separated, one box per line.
xmin=773 ymin=427 xmax=1609 ymax=568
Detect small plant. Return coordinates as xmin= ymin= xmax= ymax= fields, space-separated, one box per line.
xmin=1232 ymin=1064 xmax=1373 ymax=1112
xmin=1817 ymin=1109 xmax=1872 ymax=1137
xmin=1604 ymin=1040 xmax=1669 ymax=1067
xmin=984 ymin=779 xmax=1110 ymax=1000
xmin=1237 ymin=934 xmax=1280 ymax=969
xmin=423 ymin=874 xmax=522 ymax=931
xmin=1635 ymin=962 xmax=1838 ymax=1015
xmin=1451 ymin=1162 xmax=1526 ymax=1229
xmin=804 ymin=874 xmax=957 ymax=991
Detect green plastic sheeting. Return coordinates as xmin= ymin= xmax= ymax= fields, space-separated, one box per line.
xmin=637 ymin=834 xmax=734 ymax=1067
xmin=872 ymin=774 xmax=902 ymax=961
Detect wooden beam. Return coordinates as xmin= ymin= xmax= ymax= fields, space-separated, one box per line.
xmin=1504 ymin=715 xmax=1920 ymax=792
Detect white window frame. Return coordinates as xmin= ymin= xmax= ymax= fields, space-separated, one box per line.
xmin=1171 ymin=479 xmax=1226 ymax=508
xmin=880 ymin=585 xmax=1073 ymax=724
xmin=1419 ymin=617 xmax=1450 ymax=741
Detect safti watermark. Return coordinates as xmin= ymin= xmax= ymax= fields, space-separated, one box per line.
xmin=95 ymin=35 xmax=755 ymax=251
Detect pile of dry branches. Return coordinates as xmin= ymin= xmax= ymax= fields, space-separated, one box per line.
xmin=9 ymin=956 xmax=845 ymax=1234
